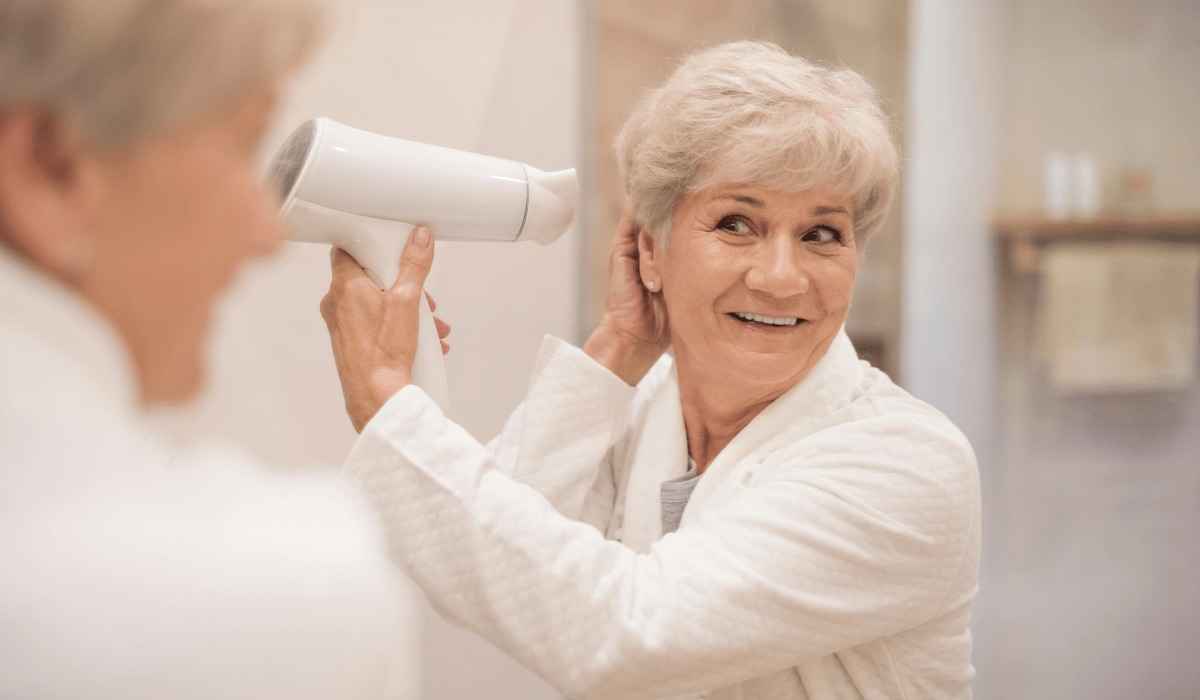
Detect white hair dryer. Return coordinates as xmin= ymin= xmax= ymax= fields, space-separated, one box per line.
xmin=267 ymin=118 xmax=579 ymax=413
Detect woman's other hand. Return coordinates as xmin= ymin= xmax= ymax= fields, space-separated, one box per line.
xmin=320 ymin=227 xmax=448 ymax=432
xmin=425 ymin=291 xmax=452 ymax=356
xmin=583 ymin=202 xmax=670 ymax=385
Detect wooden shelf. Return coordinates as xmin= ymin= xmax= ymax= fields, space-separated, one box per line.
xmin=994 ymin=215 xmax=1200 ymax=274
xmin=995 ymin=215 xmax=1200 ymax=239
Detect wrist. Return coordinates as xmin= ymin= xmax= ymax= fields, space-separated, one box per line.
xmin=583 ymin=322 xmax=662 ymax=386
xmin=350 ymin=369 xmax=412 ymax=433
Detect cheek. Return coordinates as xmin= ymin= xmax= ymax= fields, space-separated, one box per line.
xmin=175 ymin=151 xmax=280 ymax=282
xmin=95 ymin=146 xmax=276 ymax=326
xmin=215 ymin=165 xmax=282 ymax=259
xmin=660 ymin=241 xmax=735 ymax=326
xmin=813 ymin=256 xmax=857 ymax=312
xmin=664 ymin=237 xmax=743 ymax=295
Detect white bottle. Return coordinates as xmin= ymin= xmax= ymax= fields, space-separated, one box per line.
xmin=1073 ymin=151 xmax=1101 ymax=219
xmin=1043 ymin=150 xmax=1071 ymax=220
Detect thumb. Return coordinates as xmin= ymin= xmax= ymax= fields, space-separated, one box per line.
xmin=390 ymin=226 xmax=434 ymax=299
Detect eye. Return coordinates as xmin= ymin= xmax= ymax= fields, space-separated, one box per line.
xmin=803 ymin=226 xmax=841 ymax=244
xmin=717 ymin=216 xmax=752 ymax=235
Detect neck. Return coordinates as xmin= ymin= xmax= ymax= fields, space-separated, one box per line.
xmin=673 ymin=354 xmax=801 ymax=475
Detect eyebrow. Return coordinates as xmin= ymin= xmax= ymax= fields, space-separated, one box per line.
xmin=714 ymin=195 xmax=851 ymax=218
xmin=810 ymin=205 xmax=851 ymax=217
xmin=715 ymin=194 xmax=765 ymax=207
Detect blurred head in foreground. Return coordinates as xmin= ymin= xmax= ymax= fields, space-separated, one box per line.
xmin=0 ymin=0 xmax=324 ymax=404
xmin=617 ymin=41 xmax=898 ymax=389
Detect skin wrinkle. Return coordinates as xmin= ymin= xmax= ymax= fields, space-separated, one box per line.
xmin=639 ymin=183 xmax=857 ymax=474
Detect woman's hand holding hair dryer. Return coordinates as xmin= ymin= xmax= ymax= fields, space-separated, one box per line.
xmin=321 ymin=226 xmax=450 ymax=432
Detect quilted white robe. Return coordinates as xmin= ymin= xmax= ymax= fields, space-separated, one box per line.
xmin=344 ymin=332 xmax=980 ymax=700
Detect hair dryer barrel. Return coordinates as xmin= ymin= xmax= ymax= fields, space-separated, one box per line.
xmin=268 ymin=118 xmax=578 ymax=245
xmin=265 ymin=119 xmax=580 ymax=417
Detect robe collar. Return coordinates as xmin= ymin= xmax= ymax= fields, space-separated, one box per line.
xmin=620 ymin=329 xmax=864 ymax=553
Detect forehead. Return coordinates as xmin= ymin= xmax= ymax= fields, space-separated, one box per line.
xmin=692 ymin=183 xmax=854 ymax=216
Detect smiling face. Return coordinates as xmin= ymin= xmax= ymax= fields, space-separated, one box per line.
xmin=639 ymin=183 xmax=857 ymax=396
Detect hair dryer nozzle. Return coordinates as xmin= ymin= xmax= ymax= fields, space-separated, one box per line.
xmin=517 ymin=166 xmax=579 ymax=244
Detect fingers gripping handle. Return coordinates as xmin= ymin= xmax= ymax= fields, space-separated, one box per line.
xmin=334 ymin=221 xmax=450 ymax=415
xmin=287 ymin=200 xmax=450 ymax=413
xmin=411 ymin=292 xmax=451 ymax=412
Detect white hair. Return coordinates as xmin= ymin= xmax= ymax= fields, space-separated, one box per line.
xmin=616 ymin=41 xmax=899 ymax=251
xmin=0 ymin=0 xmax=326 ymax=145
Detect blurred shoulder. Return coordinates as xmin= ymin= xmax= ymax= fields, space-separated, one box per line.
xmin=0 ymin=414 xmax=411 ymax=699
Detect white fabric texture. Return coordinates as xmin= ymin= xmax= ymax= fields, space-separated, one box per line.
xmin=344 ymin=331 xmax=981 ymax=700
xmin=0 ymin=247 xmax=416 ymax=700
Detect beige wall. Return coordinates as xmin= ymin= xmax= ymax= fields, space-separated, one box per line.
xmin=902 ymin=0 xmax=1007 ymax=696
xmin=151 ymin=1 xmax=577 ymax=698
xmin=584 ymin=0 xmax=908 ymax=378
xmin=988 ymin=1 xmax=1200 ymax=698
xmin=996 ymin=0 xmax=1200 ymax=215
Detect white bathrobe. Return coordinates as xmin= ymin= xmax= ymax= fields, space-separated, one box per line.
xmin=344 ymin=333 xmax=981 ymax=699
xmin=0 ymin=249 xmax=416 ymax=700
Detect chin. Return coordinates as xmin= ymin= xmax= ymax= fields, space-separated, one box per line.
xmin=722 ymin=353 xmax=812 ymax=388
xmin=145 ymin=354 xmax=207 ymax=407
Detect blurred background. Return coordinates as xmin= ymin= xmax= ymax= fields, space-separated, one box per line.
xmin=150 ymin=0 xmax=1200 ymax=698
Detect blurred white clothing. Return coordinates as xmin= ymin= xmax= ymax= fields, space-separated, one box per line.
xmin=344 ymin=332 xmax=981 ymax=700
xmin=0 ymin=248 xmax=416 ymax=700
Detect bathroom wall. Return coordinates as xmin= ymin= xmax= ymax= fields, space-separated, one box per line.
xmin=995 ymin=0 xmax=1200 ymax=214
xmin=902 ymin=0 xmax=1007 ymax=697
xmin=988 ymin=1 xmax=1200 ymax=698
xmin=151 ymin=0 xmax=577 ymax=698
xmin=907 ymin=0 xmax=1200 ymax=698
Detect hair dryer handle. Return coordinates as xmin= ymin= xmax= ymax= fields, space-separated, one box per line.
xmin=411 ymin=293 xmax=451 ymax=413
xmin=284 ymin=199 xmax=450 ymax=413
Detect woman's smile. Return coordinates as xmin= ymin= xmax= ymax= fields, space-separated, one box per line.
xmin=730 ymin=311 xmax=801 ymax=327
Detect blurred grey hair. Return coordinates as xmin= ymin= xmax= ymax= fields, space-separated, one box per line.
xmin=0 ymin=0 xmax=326 ymax=146
xmin=616 ymin=41 xmax=899 ymax=252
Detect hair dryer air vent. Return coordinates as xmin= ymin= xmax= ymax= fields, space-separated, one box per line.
xmin=267 ymin=119 xmax=318 ymax=204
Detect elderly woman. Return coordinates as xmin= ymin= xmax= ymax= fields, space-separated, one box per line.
xmin=0 ymin=1 xmax=425 ymax=697
xmin=325 ymin=42 xmax=980 ymax=700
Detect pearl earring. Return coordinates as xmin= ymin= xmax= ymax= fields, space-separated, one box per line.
xmin=647 ymin=281 xmax=655 ymax=290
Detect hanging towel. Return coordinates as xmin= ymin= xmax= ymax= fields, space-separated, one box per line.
xmin=1038 ymin=241 xmax=1200 ymax=393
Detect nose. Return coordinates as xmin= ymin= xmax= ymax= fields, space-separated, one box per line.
xmin=744 ymin=232 xmax=809 ymax=298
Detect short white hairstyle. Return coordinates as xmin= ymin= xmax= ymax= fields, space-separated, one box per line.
xmin=616 ymin=41 xmax=899 ymax=250
xmin=0 ymin=0 xmax=326 ymax=145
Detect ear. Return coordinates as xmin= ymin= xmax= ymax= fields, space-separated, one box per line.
xmin=0 ymin=110 xmax=92 ymax=279
xmin=637 ymin=226 xmax=663 ymax=292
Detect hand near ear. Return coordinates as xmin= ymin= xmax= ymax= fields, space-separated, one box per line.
xmin=320 ymin=227 xmax=450 ymax=432
xmin=583 ymin=201 xmax=671 ymax=385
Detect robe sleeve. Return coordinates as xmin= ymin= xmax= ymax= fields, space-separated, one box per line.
xmin=341 ymin=382 xmax=978 ymax=700
xmin=483 ymin=336 xmax=636 ymax=523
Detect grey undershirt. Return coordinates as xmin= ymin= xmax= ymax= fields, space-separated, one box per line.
xmin=660 ymin=458 xmax=702 ymax=535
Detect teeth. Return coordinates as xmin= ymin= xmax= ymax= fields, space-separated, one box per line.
xmin=733 ymin=312 xmax=798 ymax=326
